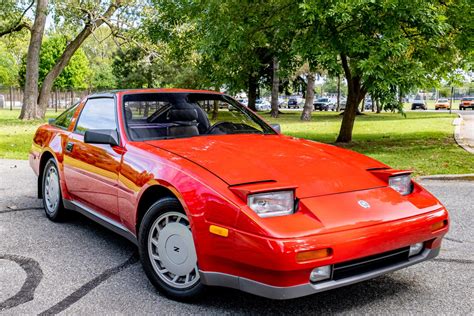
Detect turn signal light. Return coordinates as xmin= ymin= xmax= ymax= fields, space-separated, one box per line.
xmin=209 ymin=225 xmax=229 ymax=237
xmin=296 ymin=248 xmax=332 ymax=262
xmin=431 ymin=220 xmax=448 ymax=232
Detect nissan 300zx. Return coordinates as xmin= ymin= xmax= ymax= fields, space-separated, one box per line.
xmin=30 ymin=89 xmax=449 ymax=300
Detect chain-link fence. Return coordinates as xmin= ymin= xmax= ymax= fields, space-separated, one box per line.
xmin=0 ymin=86 xmax=91 ymax=112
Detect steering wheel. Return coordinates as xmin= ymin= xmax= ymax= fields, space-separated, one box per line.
xmin=206 ymin=122 xmax=231 ymax=134
xmin=207 ymin=122 xmax=261 ymax=135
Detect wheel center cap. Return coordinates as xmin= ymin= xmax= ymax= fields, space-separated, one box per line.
xmin=165 ymin=234 xmax=188 ymax=264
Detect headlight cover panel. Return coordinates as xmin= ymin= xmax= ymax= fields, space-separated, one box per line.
xmin=389 ymin=174 xmax=413 ymax=195
xmin=247 ymin=190 xmax=295 ymax=218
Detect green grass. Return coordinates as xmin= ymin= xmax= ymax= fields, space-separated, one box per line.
xmin=0 ymin=109 xmax=56 ymax=160
xmin=1 ymin=108 xmax=472 ymax=176
xmin=261 ymin=111 xmax=473 ymax=176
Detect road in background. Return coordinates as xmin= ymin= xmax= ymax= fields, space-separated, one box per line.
xmin=0 ymin=159 xmax=473 ymax=314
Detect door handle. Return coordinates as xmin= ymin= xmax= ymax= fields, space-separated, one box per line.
xmin=65 ymin=142 xmax=74 ymax=152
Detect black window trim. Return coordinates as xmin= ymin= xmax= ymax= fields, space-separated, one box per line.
xmin=121 ymin=92 xmax=276 ymax=142
xmin=72 ymin=95 xmax=119 ymax=141
xmin=51 ymin=102 xmax=80 ymax=131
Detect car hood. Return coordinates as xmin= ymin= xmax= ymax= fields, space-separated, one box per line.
xmin=145 ymin=134 xmax=388 ymax=198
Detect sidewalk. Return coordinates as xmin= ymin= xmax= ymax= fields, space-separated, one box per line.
xmin=456 ymin=112 xmax=474 ymax=154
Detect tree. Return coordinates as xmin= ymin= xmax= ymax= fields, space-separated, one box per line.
xmin=35 ymin=0 xmax=125 ymax=117
xmin=270 ymin=57 xmax=280 ymax=117
xmin=19 ymin=35 xmax=91 ymax=89
xmin=0 ymin=1 xmax=34 ymax=38
xmin=112 ymin=47 xmax=154 ymax=88
xmin=299 ymin=0 xmax=466 ymax=142
xmin=301 ymin=73 xmax=316 ymax=121
xmin=20 ymin=0 xmax=48 ymax=120
xmin=0 ymin=43 xmax=19 ymax=86
xmin=150 ymin=0 xmax=298 ymax=111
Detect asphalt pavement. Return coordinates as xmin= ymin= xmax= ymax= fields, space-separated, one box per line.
xmin=0 ymin=159 xmax=473 ymax=315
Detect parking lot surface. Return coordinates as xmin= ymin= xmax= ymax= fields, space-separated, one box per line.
xmin=0 ymin=159 xmax=473 ymax=315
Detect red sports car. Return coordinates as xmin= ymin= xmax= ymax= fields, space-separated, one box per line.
xmin=30 ymin=89 xmax=449 ymax=300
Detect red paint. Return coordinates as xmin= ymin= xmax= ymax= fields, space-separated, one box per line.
xmin=30 ymin=89 xmax=449 ymax=288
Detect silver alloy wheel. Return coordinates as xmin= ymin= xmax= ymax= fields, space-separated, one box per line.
xmin=44 ymin=165 xmax=60 ymax=214
xmin=147 ymin=211 xmax=200 ymax=289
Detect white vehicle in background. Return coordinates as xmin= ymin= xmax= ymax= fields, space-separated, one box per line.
xmin=236 ymin=98 xmax=248 ymax=107
xmin=255 ymin=99 xmax=271 ymax=111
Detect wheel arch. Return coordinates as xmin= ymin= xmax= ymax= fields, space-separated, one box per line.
xmin=37 ymin=150 xmax=56 ymax=198
xmin=135 ymin=184 xmax=189 ymax=234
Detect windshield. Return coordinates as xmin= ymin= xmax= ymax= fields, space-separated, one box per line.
xmin=123 ymin=93 xmax=275 ymax=141
xmin=438 ymin=99 xmax=448 ymax=102
xmin=462 ymin=97 xmax=474 ymax=101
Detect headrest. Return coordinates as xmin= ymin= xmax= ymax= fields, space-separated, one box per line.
xmin=168 ymin=109 xmax=198 ymax=122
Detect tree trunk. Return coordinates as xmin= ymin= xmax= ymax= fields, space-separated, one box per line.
xmin=36 ymin=1 xmax=122 ymax=118
xmin=360 ymin=98 xmax=365 ymax=112
xmin=301 ymin=73 xmax=316 ymax=121
xmin=336 ymin=75 xmax=341 ymax=111
xmin=270 ymin=57 xmax=279 ymax=118
xmin=212 ymin=100 xmax=219 ymax=120
xmin=19 ymin=0 xmax=48 ymax=120
xmin=248 ymin=74 xmax=257 ymax=111
xmin=336 ymin=54 xmax=366 ymax=143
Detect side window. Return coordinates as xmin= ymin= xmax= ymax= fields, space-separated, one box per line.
xmin=75 ymin=98 xmax=116 ymax=134
xmin=54 ymin=103 xmax=79 ymax=129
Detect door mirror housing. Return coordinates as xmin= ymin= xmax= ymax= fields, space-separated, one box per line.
xmin=84 ymin=129 xmax=119 ymax=146
xmin=271 ymin=124 xmax=281 ymax=134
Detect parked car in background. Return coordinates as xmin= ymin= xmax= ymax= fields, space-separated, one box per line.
xmin=278 ymin=97 xmax=286 ymax=108
xmin=30 ymin=88 xmax=449 ymax=301
xmin=336 ymin=99 xmax=347 ymax=111
xmin=236 ymin=98 xmax=248 ymax=107
xmin=411 ymin=100 xmax=427 ymax=110
xmin=313 ymin=98 xmax=335 ymax=111
xmin=459 ymin=97 xmax=474 ymax=110
xmin=287 ymin=96 xmax=302 ymax=109
xmin=434 ymin=98 xmax=450 ymax=110
xmin=255 ymin=99 xmax=271 ymax=111
xmin=364 ymin=98 xmax=373 ymax=110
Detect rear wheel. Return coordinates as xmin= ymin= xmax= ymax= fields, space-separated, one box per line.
xmin=138 ymin=198 xmax=204 ymax=301
xmin=42 ymin=159 xmax=66 ymax=221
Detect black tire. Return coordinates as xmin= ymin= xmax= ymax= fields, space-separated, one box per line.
xmin=138 ymin=197 xmax=205 ymax=301
xmin=42 ymin=158 xmax=67 ymax=221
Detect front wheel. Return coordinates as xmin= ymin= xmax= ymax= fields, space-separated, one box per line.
xmin=138 ymin=198 xmax=204 ymax=301
xmin=42 ymin=159 xmax=67 ymax=221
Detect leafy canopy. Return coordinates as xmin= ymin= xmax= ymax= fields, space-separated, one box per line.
xmin=19 ymin=35 xmax=91 ymax=89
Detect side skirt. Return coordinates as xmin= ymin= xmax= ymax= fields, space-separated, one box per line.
xmin=63 ymin=199 xmax=138 ymax=245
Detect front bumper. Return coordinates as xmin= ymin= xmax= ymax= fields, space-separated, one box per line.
xmin=200 ymin=246 xmax=440 ymax=300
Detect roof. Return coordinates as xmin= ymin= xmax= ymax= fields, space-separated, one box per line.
xmin=87 ymin=88 xmax=223 ymax=98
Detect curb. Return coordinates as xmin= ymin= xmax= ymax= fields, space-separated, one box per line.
xmin=453 ymin=113 xmax=474 ymax=154
xmin=417 ymin=174 xmax=474 ymax=181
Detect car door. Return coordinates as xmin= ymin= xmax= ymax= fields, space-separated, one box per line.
xmin=63 ymin=97 xmax=122 ymax=221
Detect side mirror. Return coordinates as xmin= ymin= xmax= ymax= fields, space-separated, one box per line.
xmin=271 ymin=124 xmax=281 ymax=133
xmin=48 ymin=118 xmax=55 ymax=125
xmin=84 ymin=129 xmax=119 ymax=146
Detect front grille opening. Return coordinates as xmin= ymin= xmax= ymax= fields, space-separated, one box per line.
xmin=332 ymin=247 xmax=410 ymax=280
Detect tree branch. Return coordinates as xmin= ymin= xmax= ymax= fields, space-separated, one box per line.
xmin=340 ymin=53 xmax=352 ymax=81
xmin=0 ymin=0 xmax=34 ymax=37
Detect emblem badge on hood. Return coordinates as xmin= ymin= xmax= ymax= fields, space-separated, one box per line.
xmin=358 ymin=200 xmax=371 ymax=209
